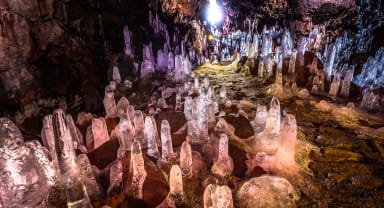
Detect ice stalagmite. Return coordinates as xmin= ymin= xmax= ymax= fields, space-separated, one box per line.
xmin=325 ymin=45 xmax=337 ymax=81
xmin=112 ymin=66 xmax=121 ymax=84
xmin=117 ymin=113 xmax=135 ymax=157
xmin=145 ymin=116 xmax=160 ymax=158
xmin=123 ymin=25 xmax=133 ymax=57
xmin=169 ymin=165 xmax=184 ymax=203
xmin=211 ymin=134 xmax=234 ymax=177
xmin=116 ymin=97 xmax=130 ymax=118
xmin=254 ymin=104 xmax=267 ymax=136
xmin=127 ymin=140 xmax=147 ymax=199
xmin=103 ymin=86 xmax=116 ymax=118
xmin=288 ymin=49 xmax=297 ymax=74
xmin=107 ymin=161 xmax=123 ymax=197
xmin=329 ymin=72 xmax=341 ymax=98
xmin=203 ymin=184 xmax=233 ymax=208
xmin=51 ymin=110 xmax=91 ymax=208
xmin=203 ymin=74 xmax=210 ymax=89
xmin=256 ymin=97 xmax=281 ymax=155
xmin=42 ymin=115 xmax=59 ymax=168
xmin=174 ymin=55 xmax=183 ymax=81
xmin=133 ymin=110 xmax=145 ymax=147
xmin=175 ymin=92 xmax=182 ymax=111
xmin=282 ymin=30 xmax=292 ymax=59
xmin=340 ymin=67 xmax=354 ymax=98
xmin=66 ymin=114 xmax=85 ymax=151
xmin=1 ymin=118 xmax=56 ymax=207
xmin=180 ymin=140 xmax=193 ymax=176
xmin=168 ymin=52 xmax=175 ymax=71
xmin=77 ymin=154 xmax=104 ymax=202
xmin=258 ymin=57 xmax=264 ymax=78
xmin=161 ymin=120 xmax=174 ymax=161
xmin=157 ymin=49 xmax=167 ymax=72
xmin=92 ymin=118 xmax=110 ymax=149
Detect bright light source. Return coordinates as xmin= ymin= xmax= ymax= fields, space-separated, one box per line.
xmin=206 ymin=0 xmax=223 ymax=26
xmin=208 ymin=34 xmax=214 ymax=41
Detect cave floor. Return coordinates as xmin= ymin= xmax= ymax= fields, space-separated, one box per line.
xmin=193 ymin=62 xmax=384 ymax=207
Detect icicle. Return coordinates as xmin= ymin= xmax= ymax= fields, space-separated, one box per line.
xmin=325 ymin=45 xmax=337 ymax=81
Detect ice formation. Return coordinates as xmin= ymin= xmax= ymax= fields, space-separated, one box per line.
xmin=254 ymin=97 xmax=281 ymax=155
xmin=77 ymin=154 xmax=104 ymax=201
xmin=116 ymin=97 xmax=130 ymax=118
xmin=180 ymin=140 xmax=193 ymax=176
xmin=354 ymin=47 xmax=384 ymax=89
xmin=211 ymin=134 xmax=234 ymax=177
xmin=117 ymin=113 xmax=135 ymax=157
xmin=161 ymin=119 xmax=174 ymax=161
xmin=1 ymin=118 xmax=56 ymax=207
xmin=340 ymin=67 xmax=354 ymax=98
xmin=92 ymin=117 xmax=110 ymax=149
xmin=127 ymin=140 xmax=147 ymax=199
xmin=48 ymin=110 xmax=91 ymax=208
xmin=103 ymin=86 xmax=117 ymax=118
xmin=144 ymin=116 xmax=160 ymax=158
xmin=123 ymin=25 xmax=133 ymax=57
xmin=133 ymin=110 xmax=145 ymax=147
xmin=168 ymin=165 xmax=183 ymax=202
xmin=203 ymin=184 xmax=233 ymax=208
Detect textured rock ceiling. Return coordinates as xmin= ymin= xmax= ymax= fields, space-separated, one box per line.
xmin=160 ymin=0 xmax=358 ymax=33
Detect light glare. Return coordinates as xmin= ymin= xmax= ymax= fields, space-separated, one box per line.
xmin=207 ymin=0 xmax=223 ymax=25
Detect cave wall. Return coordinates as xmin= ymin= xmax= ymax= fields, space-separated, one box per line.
xmin=0 ymin=0 xmax=156 ymax=114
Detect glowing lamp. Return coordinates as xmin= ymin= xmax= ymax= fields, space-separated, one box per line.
xmin=206 ymin=0 xmax=223 ymax=26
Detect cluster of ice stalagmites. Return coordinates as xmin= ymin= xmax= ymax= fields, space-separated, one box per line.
xmin=0 ymin=118 xmax=56 ymax=207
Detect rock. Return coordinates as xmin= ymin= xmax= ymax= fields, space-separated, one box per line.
xmin=323 ymin=147 xmax=363 ymax=162
xmin=297 ymin=88 xmax=310 ymax=99
xmin=350 ymin=175 xmax=382 ymax=189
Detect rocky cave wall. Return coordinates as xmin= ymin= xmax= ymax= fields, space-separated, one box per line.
xmin=0 ymin=0 xmax=172 ymax=116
